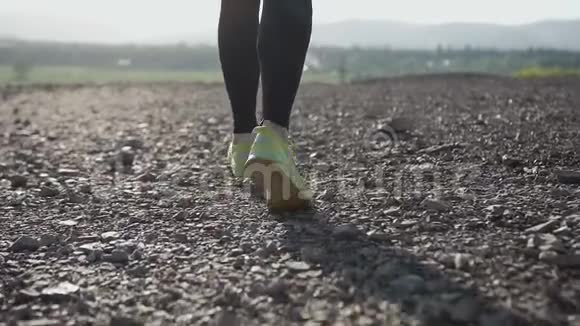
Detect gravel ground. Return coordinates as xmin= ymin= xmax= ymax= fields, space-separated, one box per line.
xmin=1 ymin=75 xmax=580 ymax=326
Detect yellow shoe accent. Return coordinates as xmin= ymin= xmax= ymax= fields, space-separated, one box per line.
xmin=244 ymin=126 xmax=312 ymax=211
xmin=227 ymin=141 xmax=252 ymax=178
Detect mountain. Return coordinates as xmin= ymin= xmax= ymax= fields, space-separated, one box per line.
xmin=1 ymin=13 xmax=579 ymax=50
xmin=0 ymin=14 xmax=129 ymax=44
xmin=310 ymin=20 xmax=580 ymax=50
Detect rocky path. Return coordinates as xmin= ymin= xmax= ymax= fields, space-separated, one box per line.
xmin=1 ymin=76 xmax=580 ymax=325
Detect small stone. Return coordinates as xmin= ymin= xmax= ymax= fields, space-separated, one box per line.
xmin=214 ymin=311 xmax=241 ymax=326
xmin=18 ymin=319 xmax=61 ymax=326
xmin=57 ymin=244 xmax=75 ymax=256
xmin=421 ymin=198 xmax=451 ymax=212
xmin=41 ymin=282 xmax=79 ymax=300
xmin=58 ymin=219 xmax=78 ymax=226
xmin=119 ymin=146 xmax=135 ymax=167
xmin=39 ymin=234 xmax=59 ymax=247
xmin=286 ymin=261 xmax=311 ymax=272
xmin=101 ymin=231 xmax=121 ymax=241
xmin=17 ymin=288 xmax=41 ymax=302
xmin=555 ymin=170 xmax=580 ymax=185
xmin=110 ymin=316 xmax=142 ymax=326
xmin=174 ymin=233 xmax=188 ymax=243
xmin=448 ymin=296 xmax=481 ymax=323
xmin=135 ymin=172 xmax=157 ymax=183
xmin=501 ymin=155 xmax=523 ymax=168
xmin=57 ymin=168 xmax=80 ymax=177
xmin=257 ymin=241 xmax=278 ymax=258
xmin=550 ymin=254 xmax=580 ymax=268
xmin=525 ymin=219 xmax=560 ymax=234
xmin=538 ymin=234 xmax=565 ymax=252
xmin=539 ymin=250 xmax=559 ymax=262
xmin=78 ymin=183 xmax=92 ymax=194
xmin=300 ymin=246 xmax=326 ymax=263
xmin=229 ymin=248 xmax=244 ymax=257
xmin=9 ymin=236 xmax=40 ymax=252
xmin=103 ymin=250 xmax=129 ymax=264
xmin=454 ymin=253 xmax=473 ymax=271
xmin=263 ymin=280 xmax=289 ymax=301
xmin=240 ymin=242 xmax=254 ymax=253
xmin=10 ymin=175 xmax=28 ymax=188
xmin=389 ymin=117 xmax=415 ymax=132
xmin=39 ymin=186 xmax=59 ymax=197
xmin=86 ymin=250 xmax=101 ymax=263
xmin=123 ymin=137 xmax=144 ymax=149
xmin=390 ymin=274 xmax=425 ymax=295
xmin=130 ymin=248 xmax=144 ymax=261
xmin=374 ymin=261 xmax=401 ymax=280
xmin=78 ymin=243 xmax=103 ymax=254
xmin=127 ymin=265 xmax=148 ymax=278
xmin=553 ymin=226 xmax=572 ymax=236
xmin=332 ymin=224 xmax=362 ymax=240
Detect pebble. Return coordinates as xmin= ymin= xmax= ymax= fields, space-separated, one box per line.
xmin=78 ymin=243 xmax=103 ymax=254
xmin=9 ymin=236 xmax=40 ymax=252
xmin=101 ymin=231 xmax=121 ymax=242
xmin=286 ymin=261 xmax=311 ymax=272
xmin=135 ymin=172 xmax=157 ymax=183
xmin=389 ymin=117 xmax=415 ymax=132
xmin=555 ymin=170 xmax=580 ymax=185
xmin=127 ymin=265 xmax=149 ymax=278
xmin=300 ymin=246 xmax=326 ymax=263
xmin=57 ymin=168 xmax=80 ymax=177
xmin=41 ymin=282 xmax=79 ymax=301
xmin=389 ymin=274 xmax=425 ymax=295
xmin=119 ymin=146 xmax=135 ymax=167
xmin=373 ymin=261 xmax=401 ymax=280
xmin=257 ymin=241 xmax=278 ymax=258
xmin=332 ymin=224 xmax=362 ymax=240
xmin=78 ymin=183 xmax=92 ymax=194
xmin=18 ymin=319 xmax=61 ymax=326
xmin=525 ymin=219 xmax=560 ymax=234
xmin=109 ymin=316 xmax=142 ymax=326
xmin=57 ymin=244 xmax=75 ymax=256
xmin=501 ymin=155 xmax=523 ymax=168
xmin=58 ymin=219 xmax=78 ymax=226
xmin=39 ymin=186 xmax=60 ymax=197
xmin=174 ymin=233 xmax=189 ymax=243
xmin=10 ymin=175 xmax=28 ymax=188
xmin=103 ymin=250 xmax=129 ymax=264
xmin=539 ymin=250 xmax=559 ymax=262
xmin=39 ymin=234 xmax=59 ymax=247
xmin=454 ymin=253 xmax=473 ymax=271
xmin=421 ymin=198 xmax=451 ymax=212
xmin=550 ymin=254 xmax=580 ymax=268
xmin=87 ymin=249 xmax=102 ymax=263
xmin=553 ymin=226 xmax=572 ymax=236
xmin=263 ymin=280 xmax=289 ymax=301
xmin=123 ymin=137 xmax=144 ymax=149
xmin=447 ymin=296 xmax=481 ymax=323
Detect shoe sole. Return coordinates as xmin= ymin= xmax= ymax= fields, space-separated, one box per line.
xmin=245 ymin=158 xmax=310 ymax=211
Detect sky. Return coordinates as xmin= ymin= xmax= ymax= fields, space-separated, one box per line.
xmin=1 ymin=0 xmax=579 ymax=43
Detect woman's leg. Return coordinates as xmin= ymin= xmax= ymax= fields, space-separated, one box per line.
xmin=218 ymin=0 xmax=261 ymax=134
xmin=259 ymin=0 xmax=313 ymax=130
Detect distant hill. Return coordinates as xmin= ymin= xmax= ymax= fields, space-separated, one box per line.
xmin=310 ymin=20 xmax=580 ymax=50
xmin=170 ymin=19 xmax=580 ymax=51
xmin=2 ymin=14 xmax=579 ymax=50
xmin=0 ymin=14 xmax=128 ymax=44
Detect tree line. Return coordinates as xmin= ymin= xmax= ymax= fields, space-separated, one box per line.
xmin=1 ymin=39 xmax=579 ymax=78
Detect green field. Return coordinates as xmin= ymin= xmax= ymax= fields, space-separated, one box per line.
xmin=0 ymin=65 xmax=339 ymax=84
xmin=514 ymin=66 xmax=580 ymax=79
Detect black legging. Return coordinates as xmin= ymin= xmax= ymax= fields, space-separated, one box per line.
xmin=218 ymin=0 xmax=313 ymax=133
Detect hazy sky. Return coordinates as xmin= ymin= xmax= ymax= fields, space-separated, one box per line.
xmin=2 ymin=0 xmax=579 ymax=42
